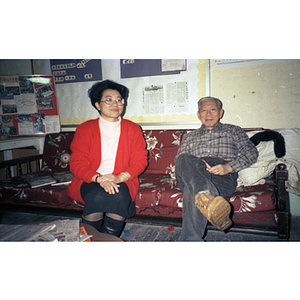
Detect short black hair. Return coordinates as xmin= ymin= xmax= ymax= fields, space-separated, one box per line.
xmin=88 ymin=79 xmax=129 ymax=109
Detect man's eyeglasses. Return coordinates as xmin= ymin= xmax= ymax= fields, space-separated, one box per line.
xmin=100 ymin=97 xmax=125 ymax=106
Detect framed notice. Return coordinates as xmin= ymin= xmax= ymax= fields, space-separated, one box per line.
xmin=0 ymin=75 xmax=60 ymax=136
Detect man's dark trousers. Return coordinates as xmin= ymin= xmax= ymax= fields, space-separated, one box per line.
xmin=175 ymin=153 xmax=238 ymax=241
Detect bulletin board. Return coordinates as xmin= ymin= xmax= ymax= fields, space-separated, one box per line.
xmin=0 ymin=75 xmax=60 ymax=136
xmin=57 ymin=59 xmax=206 ymax=130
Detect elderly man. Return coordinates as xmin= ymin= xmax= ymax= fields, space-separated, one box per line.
xmin=175 ymin=96 xmax=258 ymax=241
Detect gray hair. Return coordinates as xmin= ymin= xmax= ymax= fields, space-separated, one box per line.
xmin=197 ymin=96 xmax=223 ymax=111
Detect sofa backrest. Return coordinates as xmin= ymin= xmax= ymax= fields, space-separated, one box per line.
xmin=42 ymin=132 xmax=75 ymax=172
xmin=143 ymin=130 xmax=184 ymax=175
xmin=41 ymin=127 xmax=264 ymax=174
xmin=42 ymin=130 xmax=184 ymax=175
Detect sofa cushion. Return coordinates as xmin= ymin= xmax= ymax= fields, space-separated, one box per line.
xmin=42 ymin=132 xmax=75 ymax=172
xmin=143 ymin=130 xmax=182 ymax=175
xmin=135 ymin=174 xmax=275 ymax=215
xmin=135 ymin=174 xmax=161 ymax=208
xmin=136 ymin=174 xmax=183 ymax=209
xmin=226 ymin=180 xmax=276 ymax=213
xmin=0 ymin=171 xmax=83 ymax=211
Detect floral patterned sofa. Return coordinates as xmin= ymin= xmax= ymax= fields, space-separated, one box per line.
xmin=0 ymin=129 xmax=289 ymax=239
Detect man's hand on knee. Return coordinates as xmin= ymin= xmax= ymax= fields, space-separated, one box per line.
xmin=205 ymin=162 xmax=233 ymax=175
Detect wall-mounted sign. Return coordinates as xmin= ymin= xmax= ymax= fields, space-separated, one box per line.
xmin=50 ymin=59 xmax=102 ymax=84
xmin=121 ymin=59 xmax=186 ymax=78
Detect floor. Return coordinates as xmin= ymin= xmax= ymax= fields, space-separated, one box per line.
xmin=1 ymin=210 xmax=299 ymax=241
xmin=120 ymin=218 xmax=300 ymax=242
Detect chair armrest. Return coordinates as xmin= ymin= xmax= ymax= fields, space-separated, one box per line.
xmin=274 ymin=163 xmax=289 ymax=239
xmin=0 ymin=154 xmax=43 ymax=179
xmin=275 ymin=163 xmax=288 ymax=211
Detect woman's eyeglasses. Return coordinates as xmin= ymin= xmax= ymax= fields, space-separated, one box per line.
xmin=100 ymin=97 xmax=125 ymax=106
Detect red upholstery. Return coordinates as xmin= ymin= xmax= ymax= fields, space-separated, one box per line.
xmin=0 ymin=170 xmax=82 ymax=210
xmin=143 ymin=130 xmax=182 ymax=175
xmin=227 ymin=181 xmax=275 ymax=213
xmin=136 ymin=173 xmax=276 ymax=214
xmin=135 ymin=128 xmax=277 ymax=227
xmin=42 ymin=132 xmax=74 ymax=172
xmin=0 ymin=129 xmax=277 ymax=227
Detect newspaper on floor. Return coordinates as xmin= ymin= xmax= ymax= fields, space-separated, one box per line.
xmin=32 ymin=219 xmax=93 ymax=242
xmin=33 ymin=219 xmax=81 ymax=242
xmin=0 ymin=223 xmax=56 ymax=242
xmin=0 ymin=219 xmax=92 ymax=242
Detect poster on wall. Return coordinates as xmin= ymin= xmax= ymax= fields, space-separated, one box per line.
xmin=0 ymin=75 xmax=60 ymax=136
xmin=121 ymin=59 xmax=186 ymax=78
xmin=142 ymin=81 xmax=188 ymax=115
xmin=50 ymin=59 xmax=102 ymax=84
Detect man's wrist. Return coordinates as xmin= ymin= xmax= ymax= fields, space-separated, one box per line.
xmin=224 ymin=164 xmax=233 ymax=174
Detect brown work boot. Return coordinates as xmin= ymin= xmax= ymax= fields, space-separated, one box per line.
xmin=195 ymin=192 xmax=232 ymax=231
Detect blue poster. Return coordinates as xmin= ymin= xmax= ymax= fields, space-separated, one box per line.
xmin=120 ymin=59 xmax=182 ymax=78
xmin=50 ymin=59 xmax=102 ymax=84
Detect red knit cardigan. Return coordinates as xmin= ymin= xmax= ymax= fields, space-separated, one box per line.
xmin=67 ymin=118 xmax=148 ymax=204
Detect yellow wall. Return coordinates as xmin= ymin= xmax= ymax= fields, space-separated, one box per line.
xmin=210 ymin=60 xmax=300 ymax=129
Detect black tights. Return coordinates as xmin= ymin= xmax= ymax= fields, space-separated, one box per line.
xmin=82 ymin=213 xmax=125 ymax=237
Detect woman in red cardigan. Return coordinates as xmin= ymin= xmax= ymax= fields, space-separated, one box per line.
xmin=67 ymin=80 xmax=148 ymax=237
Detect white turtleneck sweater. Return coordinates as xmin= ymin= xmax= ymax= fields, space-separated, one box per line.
xmin=96 ymin=115 xmax=121 ymax=175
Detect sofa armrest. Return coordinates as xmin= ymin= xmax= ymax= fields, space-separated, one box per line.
xmin=275 ymin=163 xmax=289 ymax=239
xmin=0 ymin=154 xmax=43 ymax=179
